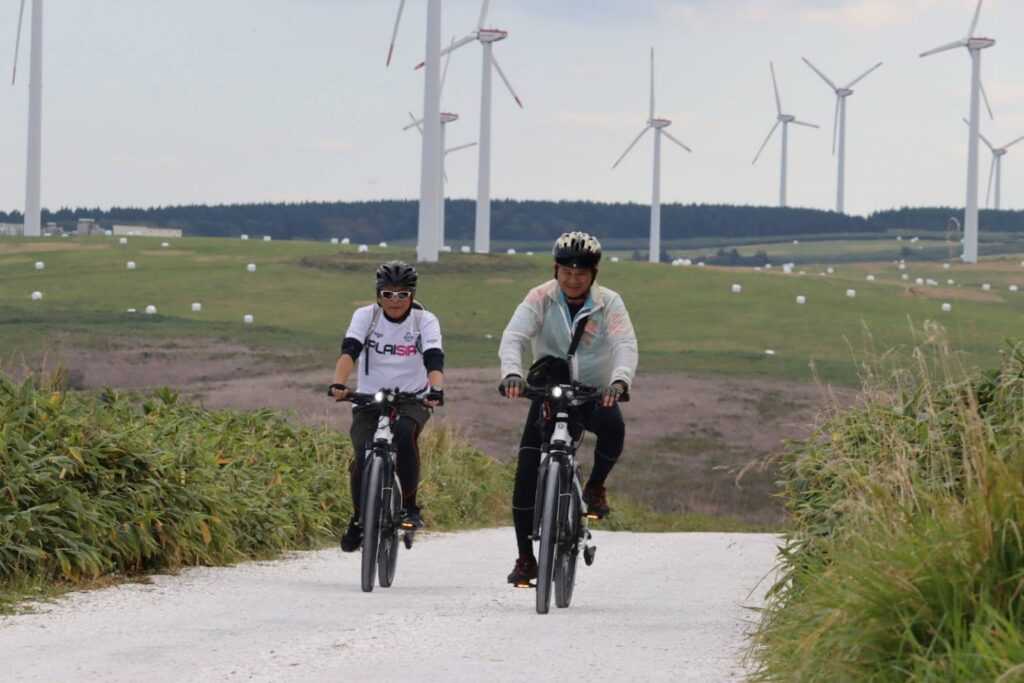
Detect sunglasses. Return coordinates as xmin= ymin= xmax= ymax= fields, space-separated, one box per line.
xmin=379 ymin=290 xmax=413 ymax=300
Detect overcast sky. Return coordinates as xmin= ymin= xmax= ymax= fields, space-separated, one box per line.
xmin=1 ymin=0 xmax=1023 ymax=216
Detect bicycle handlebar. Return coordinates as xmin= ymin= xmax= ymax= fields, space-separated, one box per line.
xmin=514 ymin=382 xmax=630 ymax=404
xmin=327 ymin=385 xmax=427 ymax=406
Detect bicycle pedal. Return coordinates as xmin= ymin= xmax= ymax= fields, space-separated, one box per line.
xmin=513 ymin=581 xmax=536 ymax=589
xmin=400 ymin=521 xmax=415 ymax=529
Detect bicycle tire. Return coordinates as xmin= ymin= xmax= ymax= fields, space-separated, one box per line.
xmin=360 ymin=455 xmax=383 ymax=593
xmin=554 ymin=484 xmax=580 ymax=609
xmin=535 ymin=458 xmax=560 ymax=615
xmin=378 ymin=474 xmax=401 ymax=588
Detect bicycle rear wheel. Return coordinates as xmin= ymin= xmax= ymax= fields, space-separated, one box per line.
xmin=554 ymin=486 xmax=580 ymax=609
xmin=535 ymin=458 xmax=560 ymax=615
xmin=377 ymin=474 xmax=401 ymax=588
xmin=360 ymin=455 xmax=383 ymax=593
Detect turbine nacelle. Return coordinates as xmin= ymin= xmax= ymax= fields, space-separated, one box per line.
xmin=778 ymin=114 xmax=796 ymax=123
xmin=836 ymin=88 xmax=854 ymax=98
xmin=650 ymin=118 xmax=672 ymax=129
xmin=477 ymin=28 xmax=508 ymax=44
xmin=440 ymin=112 xmax=459 ymax=124
xmin=967 ymin=37 xmax=996 ymax=50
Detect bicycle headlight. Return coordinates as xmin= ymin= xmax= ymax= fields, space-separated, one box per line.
xmin=374 ymin=391 xmax=385 ymax=403
xmin=550 ymin=386 xmax=564 ymax=399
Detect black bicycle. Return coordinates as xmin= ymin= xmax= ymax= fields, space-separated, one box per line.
xmin=521 ymin=382 xmax=627 ymax=614
xmin=334 ymin=388 xmax=423 ymax=593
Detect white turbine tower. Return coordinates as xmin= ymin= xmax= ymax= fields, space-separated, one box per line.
xmin=405 ymin=112 xmax=477 ymax=249
xmin=416 ymin=0 xmax=523 ymax=254
xmin=920 ymin=0 xmax=995 ymax=264
xmin=388 ymin=0 xmax=442 ymax=262
xmin=752 ymin=62 xmax=819 ymax=208
xmin=963 ymin=119 xmax=1024 ymax=210
xmin=801 ymin=57 xmax=883 ymax=214
xmin=611 ymin=48 xmax=692 ymax=264
xmin=11 ymin=0 xmax=43 ymax=237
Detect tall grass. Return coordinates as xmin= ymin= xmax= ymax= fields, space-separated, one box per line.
xmin=751 ymin=327 xmax=1024 ymax=681
xmin=0 ymin=372 xmax=509 ymax=609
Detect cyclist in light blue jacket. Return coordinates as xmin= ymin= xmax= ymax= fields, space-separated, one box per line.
xmin=498 ymin=231 xmax=638 ymax=586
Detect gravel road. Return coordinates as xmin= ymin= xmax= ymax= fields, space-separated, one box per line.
xmin=2 ymin=530 xmax=778 ymax=682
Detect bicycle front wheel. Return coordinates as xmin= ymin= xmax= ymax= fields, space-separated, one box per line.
xmin=535 ymin=458 xmax=560 ymax=615
xmin=377 ymin=474 xmax=401 ymax=588
xmin=360 ymin=455 xmax=383 ymax=593
xmin=554 ymin=486 xmax=580 ymax=609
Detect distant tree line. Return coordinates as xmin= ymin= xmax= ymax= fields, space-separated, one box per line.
xmin=2 ymin=200 xmax=1023 ymax=242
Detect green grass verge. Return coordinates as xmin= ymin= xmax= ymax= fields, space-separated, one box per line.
xmin=0 ymin=370 xmax=763 ymax=612
xmin=750 ymin=331 xmax=1024 ymax=681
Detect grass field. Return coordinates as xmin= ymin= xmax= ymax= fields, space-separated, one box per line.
xmin=2 ymin=234 xmax=1023 ymax=385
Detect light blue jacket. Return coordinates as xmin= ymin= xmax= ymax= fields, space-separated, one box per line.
xmin=499 ymin=280 xmax=638 ymax=388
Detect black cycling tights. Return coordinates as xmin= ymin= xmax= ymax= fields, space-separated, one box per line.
xmin=512 ymin=400 xmax=625 ymax=558
xmin=349 ymin=413 xmax=422 ymax=514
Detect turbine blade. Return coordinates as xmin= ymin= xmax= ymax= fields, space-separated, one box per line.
xmin=662 ymin=130 xmax=693 ymax=153
xmin=985 ymin=154 xmax=995 ymax=207
xmin=491 ymin=53 xmax=523 ymax=108
xmin=753 ymin=121 xmax=781 ymax=165
xmin=12 ymin=0 xmax=27 ymax=85
xmin=962 ymin=117 xmax=995 ymax=150
xmin=1004 ymin=135 xmax=1024 ymax=150
xmin=968 ymin=0 xmax=984 ymax=38
xmin=792 ymin=119 xmax=820 ymax=129
xmin=770 ymin=61 xmax=782 ymax=115
xmin=920 ymin=40 xmax=966 ymax=58
xmin=650 ymin=47 xmax=655 ymax=120
xmin=980 ymin=78 xmax=995 ymax=120
xmin=612 ymin=125 xmax=652 ymax=169
xmin=404 ymin=112 xmax=424 ymax=133
xmin=414 ymin=33 xmax=477 ymax=70
xmin=832 ymin=96 xmax=840 ymax=155
xmin=478 ymin=0 xmax=492 ymax=30
xmin=801 ymin=57 xmax=837 ymax=91
xmin=446 ymin=142 xmax=478 ymax=155
xmin=441 ymin=35 xmax=456 ymax=96
xmin=386 ymin=0 xmax=406 ymax=67
xmin=845 ymin=61 xmax=884 ymax=89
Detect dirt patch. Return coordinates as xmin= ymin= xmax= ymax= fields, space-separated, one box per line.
xmin=0 ymin=242 xmax=108 ymax=255
xmin=140 ymin=250 xmax=191 ymax=257
xmin=902 ymin=286 xmax=1003 ymax=303
xmin=12 ymin=338 xmax=855 ymax=525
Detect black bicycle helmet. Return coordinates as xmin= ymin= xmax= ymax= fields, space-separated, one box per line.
xmin=553 ymin=231 xmax=602 ymax=269
xmin=375 ymin=260 xmax=418 ymax=291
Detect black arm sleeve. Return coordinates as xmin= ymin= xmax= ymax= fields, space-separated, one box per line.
xmin=341 ymin=337 xmax=364 ymax=361
xmin=423 ymin=348 xmax=445 ymax=373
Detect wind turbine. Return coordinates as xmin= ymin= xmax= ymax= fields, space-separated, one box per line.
xmin=415 ymin=0 xmax=523 ymax=254
xmin=405 ymin=112 xmax=477 ymax=249
xmin=801 ymin=57 xmax=883 ymax=214
xmin=920 ymin=0 xmax=996 ymax=264
xmin=387 ymin=0 xmax=442 ymax=262
xmin=611 ymin=48 xmax=692 ymax=265
xmin=963 ymin=119 xmax=1024 ymax=210
xmin=752 ymin=62 xmax=819 ymax=208
xmin=11 ymin=0 xmax=43 ymax=237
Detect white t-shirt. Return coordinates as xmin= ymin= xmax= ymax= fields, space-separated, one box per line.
xmin=345 ymin=304 xmax=443 ymax=395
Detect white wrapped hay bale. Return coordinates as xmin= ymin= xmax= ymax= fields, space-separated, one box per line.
xmin=796 ymin=295 xmax=807 ymax=305
xmin=126 ymin=261 xmax=137 ymax=270
xmin=507 ymin=248 xmax=517 ymax=255
xmin=263 ymin=236 xmax=272 ymax=242
xmin=765 ymin=349 xmax=776 ymax=356
xmin=145 ymin=305 xmax=157 ymax=315
xmin=731 ymin=284 xmax=742 ymax=294
xmin=379 ymin=242 xmax=389 ymax=248
xmin=161 ymin=242 xmax=169 ymax=248
xmin=30 ymin=291 xmax=42 ymax=301
xmin=982 ymin=283 xmax=991 ymax=291
xmin=901 ymin=274 xmax=910 ymax=281
xmin=191 ymin=302 xmax=202 ymax=312
xmin=846 ymin=289 xmax=857 ymax=298
xmin=610 ymin=256 xmax=620 ymax=263
xmin=358 ymin=244 xmax=369 ymax=253
xmin=342 ymin=238 xmax=350 ymax=245
xmin=247 ymin=263 xmax=256 ymax=273
xmin=460 ymin=246 xmax=472 ymax=254
xmin=243 ymin=314 xmax=254 ymax=324
xmin=1010 ymin=285 xmax=1020 ymax=293
xmin=34 ymin=261 xmax=44 ymax=270
xmin=330 ymin=238 xmax=339 ymax=245
xmin=866 ymin=274 xmax=876 ymax=282
xmin=119 ymin=237 xmax=128 ymax=245
xmin=942 ymin=303 xmax=952 ymax=313
xmin=240 ymin=234 xmax=249 ymax=240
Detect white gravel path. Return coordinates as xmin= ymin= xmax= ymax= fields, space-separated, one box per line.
xmin=1 ymin=529 xmax=779 ymax=683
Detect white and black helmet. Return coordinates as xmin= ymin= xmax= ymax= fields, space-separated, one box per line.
xmin=553 ymin=231 xmax=602 ymax=269
xmin=375 ymin=260 xmax=418 ymax=291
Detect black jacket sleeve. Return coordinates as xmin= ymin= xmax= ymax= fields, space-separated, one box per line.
xmin=423 ymin=348 xmax=444 ymax=373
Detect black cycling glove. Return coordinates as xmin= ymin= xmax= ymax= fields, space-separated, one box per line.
xmin=425 ymin=386 xmax=444 ymax=406
xmin=499 ymin=374 xmax=526 ymax=396
xmin=601 ymin=382 xmax=626 ymax=405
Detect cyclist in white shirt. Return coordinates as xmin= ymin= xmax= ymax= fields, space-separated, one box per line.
xmin=330 ymin=261 xmax=445 ymax=552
